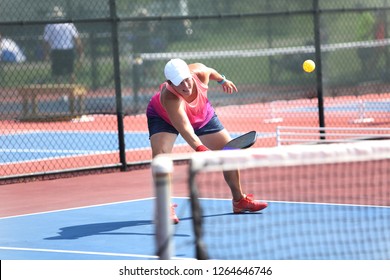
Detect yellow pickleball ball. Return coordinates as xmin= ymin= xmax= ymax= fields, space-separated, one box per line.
xmin=303 ymin=59 xmax=316 ymax=73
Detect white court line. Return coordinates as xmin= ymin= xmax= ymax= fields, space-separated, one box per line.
xmin=0 ymin=197 xmax=155 ymax=220
xmin=0 ymin=246 xmax=159 ymax=259
xmin=0 ymin=197 xmax=193 ymax=260
xmin=0 ymin=246 xmax=193 ymax=260
xmin=0 ymin=148 xmax=100 ymax=154
xmin=2 ymin=195 xmax=388 ymax=221
xmin=0 ymin=149 xmax=118 ymax=166
xmin=1 ymin=197 xmax=388 ymax=260
xmin=195 ymin=197 xmax=390 ymax=209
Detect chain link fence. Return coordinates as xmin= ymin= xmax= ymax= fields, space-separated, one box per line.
xmin=1 ymin=0 xmax=390 ymax=180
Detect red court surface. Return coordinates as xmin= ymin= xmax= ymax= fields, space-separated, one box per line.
xmin=2 ymin=93 xmax=390 ymax=176
xmin=1 ymin=92 xmax=390 ymax=218
xmin=0 ymin=163 xmax=191 ymax=218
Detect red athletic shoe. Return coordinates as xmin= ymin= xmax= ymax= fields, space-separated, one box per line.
xmin=233 ymin=194 xmax=268 ymax=213
xmin=171 ymin=204 xmax=179 ymax=224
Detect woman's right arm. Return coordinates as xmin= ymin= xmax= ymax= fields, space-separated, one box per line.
xmin=162 ymin=90 xmax=206 ymax=151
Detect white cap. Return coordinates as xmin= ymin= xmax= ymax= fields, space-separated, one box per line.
xmin=164 ymin=59 xmax=192 ymax=86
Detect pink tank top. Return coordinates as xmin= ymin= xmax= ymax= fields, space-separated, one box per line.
xmin=147 ymin=74 xmax=214 ymax=130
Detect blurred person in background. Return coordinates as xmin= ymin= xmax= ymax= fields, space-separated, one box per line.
xmin=43 ymin=6 xmax=83 ymax=84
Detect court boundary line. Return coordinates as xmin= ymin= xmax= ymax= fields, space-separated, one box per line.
xmin=3 ymin=196 xmax=387 ymax=220
xmin=189 ymin=197 xmax=390 ymax=209
xmin=0 ymin=145 xmax=175 ymax=166
xmin=0 ymin=246 xmax=194 ymax=260
xmin=0 ymin=246 xmax=160 ymax=260
xmin=0 ymin=147 xmax=107 ymax=154
xmin=5 ymin=195 xmax=384 ymax=221
xmin=0 ymin=197 xmax=155 ymax=220
xmin=0 ymin=130 xmax=135 ymax=135
xmin=0 ymin=131 xmax=274 ymax=166
xmin=0 ymin=197 xmax=194 ymax=260
xmin=0 ymin=150 xmax=119 ymax=166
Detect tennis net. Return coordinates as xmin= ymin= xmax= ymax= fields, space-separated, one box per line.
xmin=276 ymin=126 xmax=390 ymax=146
xmin=153 ymin=139 xmax=390 ymax=260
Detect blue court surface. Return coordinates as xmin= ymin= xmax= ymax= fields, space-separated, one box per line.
xmin=1 ymin=198 xmax=389 ymax=260
xmin=284 ymin=100 xmax=390 ymax=113
xmin=0 ymin=132 xmax=164 ymax=164
xmin=0 ymin=131 xmax=274 ymax=164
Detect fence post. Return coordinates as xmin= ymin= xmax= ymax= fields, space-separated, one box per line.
xmin=109 ymin=0 xmax=127 ymax=171
xmin=313 ymin=0 xmax=326 ymax=139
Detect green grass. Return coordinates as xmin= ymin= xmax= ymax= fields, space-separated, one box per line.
xmin=1 ymin=11 xmax=383 ymax=89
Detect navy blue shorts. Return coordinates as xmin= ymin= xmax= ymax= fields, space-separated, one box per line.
xmin=147 ymin=113 xmax=224 ymax=138
xmin=51 ymin=49 xmax=75 ymax=76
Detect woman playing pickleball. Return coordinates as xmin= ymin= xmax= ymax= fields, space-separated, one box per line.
xmin=147 ymin=58 xmax=268 ymax=223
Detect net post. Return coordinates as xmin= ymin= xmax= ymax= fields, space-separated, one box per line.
xmin=152 ymin=155 xmax=174 ymax=260
xmin=188 ymin=159 xmax=209 ymax=260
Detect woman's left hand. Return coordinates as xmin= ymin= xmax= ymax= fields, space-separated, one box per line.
xmin=221 ymin=80 xmax=238 ymax=94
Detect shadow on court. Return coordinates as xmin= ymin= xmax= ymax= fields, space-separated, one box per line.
xmin=44 ymin=220 xmax=154 ymax=240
